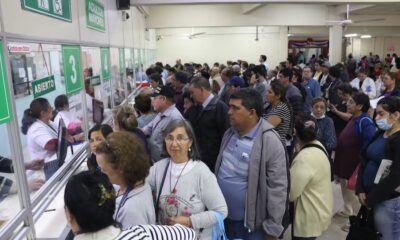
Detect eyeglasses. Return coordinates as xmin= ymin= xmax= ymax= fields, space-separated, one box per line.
xmin=165 ymin=135 xmax=190 ymax=144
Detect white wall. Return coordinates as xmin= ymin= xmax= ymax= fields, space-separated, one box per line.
xmin=346 ymin=36 xmax=400 ymax=59
xmin=156 ymin=26 xmax=287 ymax=69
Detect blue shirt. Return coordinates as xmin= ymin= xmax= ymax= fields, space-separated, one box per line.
xmin=363 ymin=134 xmax=388 ymax=193
xmin=217 ymin=119 xmax=262 ymax=220
xmin=303 ymin=78 xmax=321 ymax=112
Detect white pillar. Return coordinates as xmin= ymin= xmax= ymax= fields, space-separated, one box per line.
xmin=278 ymin=26 xmax=289 ymax=65
xmin=329 ymin=24 xmax=343 ymax=64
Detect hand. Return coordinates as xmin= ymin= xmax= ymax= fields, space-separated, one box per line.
xmin=25 ymin=159 xmax=44 ymax=170
xmin=166 ymin=216 xmax=192 ymax=227
xmin=28 ymin=178 xmax=45 ymax=191
xmin=358 ymin=193 xmax=367 ymax=206
xmin=264 ymin=235 xmax=278 ymax=240
xmin=330 ymin=104 xmax=337 ymax=113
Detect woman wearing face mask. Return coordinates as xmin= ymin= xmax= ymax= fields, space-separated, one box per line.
xmin=356 ymin=96 xmax=400 ymax=240
xmin=311 ymin=97 xmax=336 ymax=155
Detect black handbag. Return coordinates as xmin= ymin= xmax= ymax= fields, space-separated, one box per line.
xmin=346 ymin=206 xmax=381 ymax=240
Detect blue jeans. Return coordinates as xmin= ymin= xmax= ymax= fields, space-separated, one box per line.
xmin=374 ymin=196 xmax=400 ymax=240
xmin=224 ymin=219 xmax=264 ymax=240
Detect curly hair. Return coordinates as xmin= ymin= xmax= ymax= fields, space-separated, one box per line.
xmin=95 ymin=132 xmax=150 ymax=188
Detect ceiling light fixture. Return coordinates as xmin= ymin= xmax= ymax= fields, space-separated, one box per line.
xmin=361 ymin=35 xmax=372 ymax=39
xmin=344 ymin=33 xmax=358 ymax=38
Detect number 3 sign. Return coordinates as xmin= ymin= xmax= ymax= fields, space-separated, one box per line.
xmin=62 ymin=45 xmax=83 ymax=95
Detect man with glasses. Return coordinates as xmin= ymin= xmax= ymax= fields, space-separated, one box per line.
xmin=142 ymin=85 xmax=183 ymax=163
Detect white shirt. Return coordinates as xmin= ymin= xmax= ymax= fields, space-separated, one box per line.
xmin=27 ymin=120 xmax=58 ymax=160
xmin=202 ymin=94 xmax=214 ymax=109
xmin=53 ymin=110 xmax=81 ymax=129
xmin=350 ymin=77 xmax=377 ymax=99
xmin=86 ymin=93 xmax=93 ymax=113
xmin=169 ymin=160 xmax=196 ymax=188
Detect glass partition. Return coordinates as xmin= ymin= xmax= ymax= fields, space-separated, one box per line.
xmin=124 ymin=48 xmax=134 ymax=93
xmin=110 ymin=48 xmax=125 ymax=107
xmin=0 ymin=124 xmax=22 ymax=232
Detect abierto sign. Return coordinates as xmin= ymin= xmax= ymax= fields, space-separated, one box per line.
xmin=32 ymin=75 xmax=56 ymax=98
xmin=86 ymin=0 xmax=105 ymax=32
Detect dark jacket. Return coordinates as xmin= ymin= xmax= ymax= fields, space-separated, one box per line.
xmin=365 ymin=131 xmax=400 ymax=207
xmin=185 ymin=96 xmax=230 ymax=171
xmin=285 ymin=84 xmax=304 ymax=117
xmin=326 ymin=78 xmax=343 ymax=106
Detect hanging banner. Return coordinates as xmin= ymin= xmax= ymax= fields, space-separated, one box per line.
xmin=0 ymin=41 xmax=12 ymax=124
xmin=21 ymin=0 xmax=72 ymax=22
xmin=86 ymin=0 xmax=105 ymax=32
xmin=119 ymin=48 xmax=125 ymax=74
xmin=100 ymin=48 xmax=111 ymax=81
xmin=62 ymin=45 xmax=83 ymax=96
xmin=32 ymin=75 xmax=56 ymax=98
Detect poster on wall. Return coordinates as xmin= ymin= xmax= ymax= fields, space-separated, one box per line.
xmin=21 ymin=0 xmax=72 ymax=22
xmin=86 ymin=0 xmax=105 ymax=32
xmin=0 ymin=41 xmax=13 ymax=124
xmin=62 ymin=45 xmax=83 ymax=96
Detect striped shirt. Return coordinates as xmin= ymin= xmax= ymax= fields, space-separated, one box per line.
xmin=75 ymin=224 xmax=196 ymax=240
xmin=264 ymin=101 xmax=292 ymax=144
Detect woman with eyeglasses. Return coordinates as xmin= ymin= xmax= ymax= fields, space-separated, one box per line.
xmin=147 ymin=119 xmax=227 ymax=239
xmin=64 ymin=171 xmax=196 ymax=240
xmin=95 ymin=131 xmax=155 ymax=229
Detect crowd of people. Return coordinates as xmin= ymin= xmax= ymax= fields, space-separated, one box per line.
xmin=22 ymin=52 xmax=400 ymax=240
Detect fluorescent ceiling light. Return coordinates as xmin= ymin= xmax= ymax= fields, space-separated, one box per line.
xmin=361 ymin=35 xmax=372 ymax=39
xmin=287 ymin=33 xmax=293 ymax=37
xmin=345 ymin=33 xmax=358 ymax=38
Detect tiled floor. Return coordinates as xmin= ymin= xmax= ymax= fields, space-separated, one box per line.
xmin=282 ymin=182 xmax=353 ymax=240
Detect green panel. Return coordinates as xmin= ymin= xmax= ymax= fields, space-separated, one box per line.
xmin=100 ymin=48 xmax=110 ymax=81
xmin=32 ymin=75 xmax=56 ymax=98
xmin=119 ymin=48 xmax=125 ymax=74
xmin=90 ymin=75 xmax=101 ymax=86
xmin=21 ymin=0 xmax=72 ymax=22
xmin=62 ymin=45 xmax=83 ymax=96
xmin=0 ymin=41 xmax=12 ymax=124
xmin=85 ymin=0 xmax=105 ymax=32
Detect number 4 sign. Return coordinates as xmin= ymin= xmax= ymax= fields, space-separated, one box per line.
xmin=101 ymin=48 xmax=111 ymax=81
xmin=62 ymin=45 xmax=83 ymax=95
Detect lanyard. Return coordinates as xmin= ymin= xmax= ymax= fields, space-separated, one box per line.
xmin=115 ymin=187 xmax=132 ymax=218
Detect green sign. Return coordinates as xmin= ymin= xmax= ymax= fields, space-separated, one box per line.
xmin=62 ymin=45 xmax=83 ymax=96
xmin=0 ymin=41 xmax=12 ymax=124
xmin=100 ymin=48 xmax=110 ymax=81
xmin=90 ymin=75 xmax=101 ymax=86
xmin=119 ymin=48 xmax=125 ymax=74
xmin=32 ymin=75 xmax=56 ymax=98
xmin=129 ymin=48 xmax=134 ymax=68
xmin=21 ymin=0 xmax=72 ymax=22
xmin=86 ymin=0 xmax=105 ymax=32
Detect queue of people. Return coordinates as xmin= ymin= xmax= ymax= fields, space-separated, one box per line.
xmin=20 ymin=56 xmax=400 ymax=240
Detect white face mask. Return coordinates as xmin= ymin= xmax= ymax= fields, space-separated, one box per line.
xmin=311 ymin=112 xmax=325 ymax=120
xmin=376 ymin=118 xmax=393 ymax=131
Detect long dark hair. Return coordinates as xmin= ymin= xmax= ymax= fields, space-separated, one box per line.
xmin=21 ymin=98 xmax=50 ymax=135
